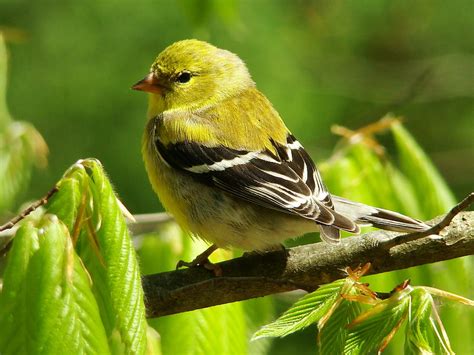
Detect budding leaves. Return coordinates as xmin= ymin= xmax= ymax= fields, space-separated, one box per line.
xmin=253 ymin=268 xmax=365 ymax=354
xmin=253 ymin=267 xmax=473 ymax=354
xmin=0 ymin=159 xmax=147 ymax=354
xmin=253 ymin=280 xmax=346 ymax=339
xmin=391 ymin=122 xmax=456 ymax=217
xmin=0 ymin=217 xmax=109 ymax=354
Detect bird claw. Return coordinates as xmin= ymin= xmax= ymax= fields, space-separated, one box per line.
xmin=175 ymin=244 xmax=222 ymax=276
xmin=176 ymin=257 xmax=222 ymax=277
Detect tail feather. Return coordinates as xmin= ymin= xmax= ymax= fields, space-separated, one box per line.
xmin=332 ymin=195 xmax=429 ymax=232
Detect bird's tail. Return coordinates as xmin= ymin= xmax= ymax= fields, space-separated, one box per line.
xmin=332 ymin=195 xmax=429 ymax=232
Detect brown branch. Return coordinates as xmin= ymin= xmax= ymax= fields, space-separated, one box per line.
xmin=143 ymin=210 xmax=474 ymax=318
xmin=382 ymin=192 xmax=473 ymax=248
xmin=0 ymin=186 xmax=58 ymax=232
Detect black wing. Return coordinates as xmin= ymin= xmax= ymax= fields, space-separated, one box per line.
xmin=155 ymin=134 xmax=358 ymax=236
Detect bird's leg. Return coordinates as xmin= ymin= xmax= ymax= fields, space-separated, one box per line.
xmin=176 ymin=244 xmax=222 ymax=276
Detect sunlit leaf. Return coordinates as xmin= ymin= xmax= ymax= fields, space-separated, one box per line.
xmin=244 ymin=297 xmax=275 ymax=355
xmin=0 ymin=216 xmax=109 ymax=354
xmin=145 ymin=326 xmax=162 ymax=355
xmin=149 ymin=237 xmax=248 ymax=355
xmin=421 ymin=286 xmax=474 ymax=306
xmin=253 ymin=280 xmax=346 ymax=339
xmin=385 ymin=162 xmax=422 ymax=218
xmin=345 ymin=288 xmax=411 ymax=354
xmin=405 ymin=288 xmax=454 ymax=355
xmin=74 ymin=159 xmax=147 ymax=354
xmin=391 ymin=122 xmax=456 ymax=218
xmin=317 ymin=295 xmax=361 ymax=354
xmin=0 ymin=122 xmax=48 ymax=212
xmin=137 ymin=222 xmax=184 ymax=275
xmin=0 ymin=222 xmax=39 ymax=353
xmin=46 ymin=165 xmax=86 ymax=230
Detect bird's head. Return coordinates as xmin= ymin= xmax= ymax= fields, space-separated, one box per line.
xmin=133 ymin=39 xmax=255 ymax=114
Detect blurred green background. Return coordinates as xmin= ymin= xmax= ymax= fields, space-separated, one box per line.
xmin=0 ymin=0 xmax=472 ymax=214
xmin=1 ymin=1 xmax=473 ymax=354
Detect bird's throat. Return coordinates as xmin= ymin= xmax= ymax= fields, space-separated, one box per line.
xmin=147 ymin=94 xmax=166 ymax=119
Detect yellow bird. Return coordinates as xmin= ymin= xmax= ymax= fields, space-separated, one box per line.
xmin=133 ymin=39 xmax=427 ymax=269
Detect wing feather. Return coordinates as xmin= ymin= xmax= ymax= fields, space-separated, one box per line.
xmin=154 ymin=134 xmax=358 ymax=234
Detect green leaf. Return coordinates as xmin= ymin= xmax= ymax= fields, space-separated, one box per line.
xmin=0 ymin=33 xmax=10 ymax=124
xmin=145 ymin=236 xmax=248 ymax=355
xmin=405 ymin=288 xmax=454 ymax=355
xmin=253 ymin=279 xmax=346 ymax=339
xmin=46 ymin=165 xmax=85 ymax=230
xmin=0 ymin=35 xmax=48 ymax=212
xmin=0 ymin=222 xmax=40 ymax=353
xmin=0 ymin=216 xmax=109 ymax=354
xmin=385 ymin=162 xmax=422 ymax=218
xmin=344 ymin=288 xmax=411 ymax=354
xmin=317 ymin=298 xmax=361 ymax=355
xmin=74 ymin=159 xmax=147 ymax=354
xmin=46 ymin=159 xmax=148 ymax=353
xmin=391 ymin=122 xmax=456 ymax=218
xmin=0 ymin=122 xmax=48 ymax=212
xmin=145 ymin=326 xmax=162 ymax=355
xmin=244 ymin=297 xmax=275 ymax=355
xmin=137 ymin=222 xmax=184 ymax=275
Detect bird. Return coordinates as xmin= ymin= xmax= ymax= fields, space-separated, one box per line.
xmin=132 ymin=39 xmax=428 ymax=269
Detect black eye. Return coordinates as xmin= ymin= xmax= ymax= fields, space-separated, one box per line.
xmin=176 ymin=71 xmax=192 ymax=83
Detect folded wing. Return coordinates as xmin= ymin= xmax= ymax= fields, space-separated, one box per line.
xmin=154 ymin=132 xmax=359 ymax=241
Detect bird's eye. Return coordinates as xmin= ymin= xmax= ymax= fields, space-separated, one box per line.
xmin=176 ymin=71 xmax=192 ymax=83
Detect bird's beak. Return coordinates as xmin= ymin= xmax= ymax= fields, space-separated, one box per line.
xmin=132 ymin=73 xmax=163 ymax=94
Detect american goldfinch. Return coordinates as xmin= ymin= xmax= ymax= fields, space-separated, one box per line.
xmin=133 ymin=39 xmax=427 ymax=267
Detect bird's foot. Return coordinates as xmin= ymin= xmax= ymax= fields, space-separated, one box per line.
xmin=176 ymin=244 xmax=222 ymax=276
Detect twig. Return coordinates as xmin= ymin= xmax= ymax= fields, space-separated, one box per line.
xmin=0 ymin=186 xmax=58 ymax=232
xmin=381 ymin=192 xmax=474 ymax=249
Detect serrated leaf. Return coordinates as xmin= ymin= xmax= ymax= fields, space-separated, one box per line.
xmin=46 ymin=166 xmax=86 ymax=230
xmin=0 ymin=222 xmax=40 ymax=353
xmin=317 ymin=297 xmax=361 ymax=355
xmin=0 ymin=216 xmax=109 ymax=354
xmin=253 ymin=279 xmax=346 ymax=339
xmin=345 ymin=288 xmax=411 ymax=354
xmin=74 ymin=159 xmax=147 ymax=354
xmin=391 ymin=122 xmax=456 ymax=218
xmin=405 ymin=288 xmax=454 ymax=355
xmin=421 ymin=286 xmax=474 ymax=306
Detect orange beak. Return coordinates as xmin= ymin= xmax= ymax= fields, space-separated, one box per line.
xmin=132 ymin=73 xmax=163 ymax=94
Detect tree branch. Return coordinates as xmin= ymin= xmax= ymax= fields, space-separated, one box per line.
xmin=143 ymin=211 xmax=474 ymax=318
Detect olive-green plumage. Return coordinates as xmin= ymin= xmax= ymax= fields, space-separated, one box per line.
xmin=135 ymin=39 xmax=428 ymax=252
xmin=140 ymin=40 xmax=314 ymax=250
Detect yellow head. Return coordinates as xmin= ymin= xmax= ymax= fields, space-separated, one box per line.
xmin=133 ymin=39 xmax=255 ymax=113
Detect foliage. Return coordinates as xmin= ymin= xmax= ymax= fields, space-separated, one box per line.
xmin=138 ymin=230 xmax=275 ymax=355
xmin=1 ymin=2 xmax=473 ymax=353
xmin=0 ymin=34 xmax=47 ymax=213
xmin=253 ymin=266 xmax=474 ymax=354
xmin=0 ymin=159 xmax=148 ymax=354
xmin=318 ymin=117 xmax=473 ymax=354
